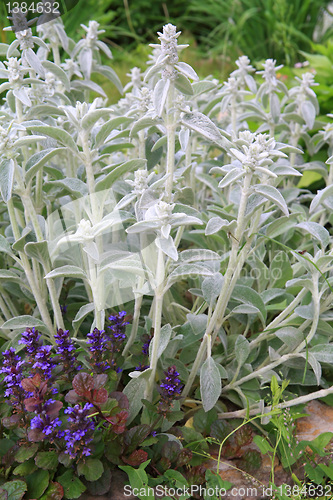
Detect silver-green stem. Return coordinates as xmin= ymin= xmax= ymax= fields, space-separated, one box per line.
xmin=145 ymin=246 xmax=165 ymax=401
xmin=165 ymin=79 xmax=176 ymax=202
xmin=122 ymin=288 xmax=143 ymax=357
xmin=182 ymin=173 xmax=252 ymax=398
xmin=7 ymin=198 xmax=54 ymax=334
xmin=250 ymin=287 xmax=308 ymax=349
xmin=218 ymin=386 xmax=333 ymax=419
xmin=21 ymin=193 xmax=64 ymax=330
xmin=81 ymin=131 xmax=99 ymax=224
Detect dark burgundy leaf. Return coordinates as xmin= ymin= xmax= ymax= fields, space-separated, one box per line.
xmin=93 ymin=374 xmax=107 ymax=389
xmin=176 ymin=448 xmax=192 ymax=467
xmin=28 ymin=428 xmax=45 ymax=442
xmin=64 ymin=390 xmax=81 ymax=404
xmin=109 ymin=391 xmax=129 ymax=410
xmin=2 ymin=414 xmax=21 ymax=429
xmin=40 ymin=481 xmax=64 ymax=500
xmin=158 ymin=457 xmax=171 ymax=472
xmin=21 ymin=377 xmax=38 ymax=392
xmin=92 ymin=388 xmax=108 ymax=405
xmin=124 ymin=424 xmax=151 ymax=454
xmin=106 ymin=410 xmax=128 ymax=435
xmin=122 ymin=450 xmax=148 ymax=466
xmin=72 ymin=373 xmax=94 ymax=396
xmin=24 ymin=397 xmax=40 ymax=412
xmin=45 ymin=401 xmax=63 ymax=419
xmin=161 ymin=441 xmax=181 ymax=463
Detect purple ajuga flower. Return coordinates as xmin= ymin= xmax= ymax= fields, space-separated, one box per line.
xmin=55 ymin=329 xmax=78 ymax=372
xmin=60 ymin=305 xmax=67 ymax=315
xmin=18 ymin=327 xmax=41 ymax=358
xmin=135 ymin=362 xmax=149 ymax=371
xmin=0 ymin=348 xmax=26 ymax=406
xmin=29 ymin=397 xmax=63 ymax=442
xmin=32 ymin=345 xmax=54 ymax=379
xmin=142 ymin=337 xmax=151 ymax=356
xmin=87 ymin=328 xmax=110 ymax=373
xmin=63 ymin=403 xmax=95 ymax=459
xmin=107 ymin=311 xmax=128 ymax=347
xmin=158 ymin=365 xmax=183 ymax=415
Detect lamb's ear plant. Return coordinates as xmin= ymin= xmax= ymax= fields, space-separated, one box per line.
xmin=1 ymin=13 xmax=333 ymax=498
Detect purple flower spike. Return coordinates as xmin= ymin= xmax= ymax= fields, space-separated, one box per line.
xmin=158 ymin=365 xmax=183 ymax=415
xmin=107 ymin=311 xmax=128 ymax=346
xmin=55 ymin=329 xmax=78 ymax=372
xmin=18 ymin=327 xmax=41 ymax=357
xmin=32 ymin=345 xmax=54 ymax=379
xmin=0 ymin=348 xmax=26 ymax=406
xmin=63 ymin=403 xmax=95 ymax=459
xmin=87 ymin=328 xmax=110 ymax=373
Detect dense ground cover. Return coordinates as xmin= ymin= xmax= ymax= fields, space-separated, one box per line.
xmin=0 ymin=11 xmax=333 ymax=500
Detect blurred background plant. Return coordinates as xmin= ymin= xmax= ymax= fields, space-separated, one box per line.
xmin=1 ymin=0 xmax=333 ymax=82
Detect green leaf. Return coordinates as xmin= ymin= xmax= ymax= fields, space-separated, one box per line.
xmin=25 ymin=148 xmax=66 ymax=184
xmin=270 ymin=251 xmax=292 ymax=288
xmin=0 ymin=234 xmax=13 ymax=255
xmin=0 ymin=438 xmax=15 ymax=457
xmin=46 ymin=178 xmax=88 ymax=197
xmin=0 ymin=159 xmax=14 ymax=202
xmin=0 ymin=480 xmax=27 ymax=500
xmin=119 ymin=461 xmax=153 ymax=500
xmin=44 ymin=265 xmax=87 ymax=280
xmin=253 ymin=185 xmax=288 ymax=216
xmin=72 ymin=303 xmax=95 ymax=332
xmin=311 ymin=344 xmax=333 ymax=364
xmin=266 ymin=215 xmax=297 ymax=239
xmin=181 ymin=112 xmax=225 ymax=147
xmin=310 ymin=183 xmax=333 ymax=213
xmin=35 ymin=451 xmax=59 ymax=471
xmin=24 ymin=241 xmax=50 ymax=267
xmin=42 ymin=60 xmax=71 ymax=91
xmin=81 ymin=109 xmax=113 ymax=131
xmin=96 ymin=159 xmax=147 ymax=191
xmin=26 ymin=125 xmax=78 ymax=152
xmin=130 ymin=117 xmax=159 ymax=136
xmin=123 ymin=370 xmax=151 ymax=424
xmin=2 ymin=316 xmax=49 ymax=333
xmin=40 ymin=482 xmax=64 ymax=500
xmin=15 ymin=444 xmax=38 ymax=463
xmin=296 ymin=221 xmax=330 ymax=248
xmin=235 ymin=335 xmax=250 ymax=365
xmin=202 ymin=273 xmax=223 ymax=305
xmin=13 ymin=459 xmax=37 ymax=476
xmin=26 ymin=469 xmax=49 ymax=499
xmin=95 ymin=116 xmax=133 ymax=147
xmin=200 ymin=356 xmax=221 ymax=412
xmin=85 ymin=468 xmax=111 ymax=496
xmin=174 ymin=73 xmax=193 ymax=95
xmin=77 ymin=458 xmax=104 ymax=482
xmin=148 ymin=324 xmax=172 ymax=359
xmin=231 ymin=285 xmax=266 ymax=324
xmin=186 ymin=314 xmax=207 ymax=336
xmin=57 ymin=470 xmax=86 ymax=499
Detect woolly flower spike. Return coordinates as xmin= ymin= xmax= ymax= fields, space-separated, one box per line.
xmin=257 ymin=59 xmax=283 ymax=89
xmin=157 ymin=24 xmax=181 ymax=66
xmin=0 ymin=348 xmax=25 ymax=402
xmin=64 ymin=403 xmax=95 ymax=459
xmin=158 ymin=365 xmax=183 ymax=415
xmin=55 ymin=329 xmax=78 ymax=371
xmin=19 ymin=327 xmax=41 ymax=357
